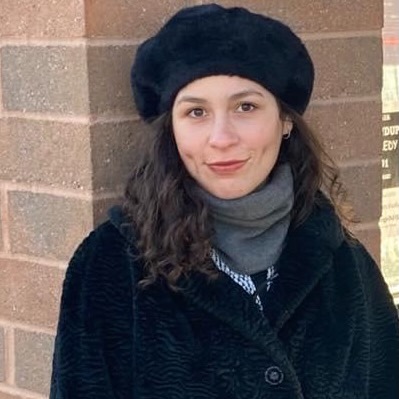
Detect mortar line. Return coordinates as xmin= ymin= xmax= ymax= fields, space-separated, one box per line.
xmin=350 ymin=221 xmax=380 ymax=232
xmin=0 ymin=37 xmax=88 ymax=47
xmin=4 ymin=326 xmax=15 ymax=385
xmin=338 ymin=157 xmax=381 ymax=169
xmin=0 ymin=319 xmax=55 ymax=336
xmin=0 ymin=252 xmax=67 ymax=270
xmin=89 ymin=114 xmax=140 ymax=124
xmin=310 ymin=95 xmax=381 ymax=106
xmin=0 ymin=186 xmax=11 ymax=253
xmin=301 ymin=29 xmax=381 ymax=41
xmin=2 ymin=110 xmax=140 ymax=124
xmin=0 ymin=37 xmax=142 ymax=47
xmin=0 ymin=180 xmax=124 ymax=201
xmin=0 ymin=181 xmax=93 ymax=200
xmin=2 ymin=110 xmax=91 ymax=124
xmin=92 ymin=190 xmax=124 ymax=200
xmin=0 ymin=31 xmax=380 ymax=47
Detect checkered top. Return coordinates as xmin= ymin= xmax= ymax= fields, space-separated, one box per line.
xmin=210 ymin=249 xmax=278 ymax=311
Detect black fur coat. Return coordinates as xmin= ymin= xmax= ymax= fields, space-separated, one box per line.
xmin=50 ymin=204 xmax=399 ymax=399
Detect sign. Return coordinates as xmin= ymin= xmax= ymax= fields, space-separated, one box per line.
xmin=380 ymin=45 xmax=399 ymax=303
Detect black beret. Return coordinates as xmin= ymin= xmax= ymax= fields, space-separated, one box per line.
xmin=131 ymin=4 xmax=314 ymax=121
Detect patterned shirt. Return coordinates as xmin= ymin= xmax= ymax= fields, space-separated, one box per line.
xmin=210 ymin=249 xmax=278 ymax=311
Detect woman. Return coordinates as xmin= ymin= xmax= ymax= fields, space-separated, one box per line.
xmin=50 ymin=4 xmax=399 ymax=399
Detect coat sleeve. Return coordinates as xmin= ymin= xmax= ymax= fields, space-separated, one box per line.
xmin=356 ymin=244 xmax=399 ymax=399
xmin=50 ymin=230 xmax=117 ymax=399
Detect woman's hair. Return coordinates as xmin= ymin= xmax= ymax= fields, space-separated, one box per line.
xmin=123 ymin=103 xmax=353 ymax=289
xmin=277 ymin=102 xmax=354 ymax=227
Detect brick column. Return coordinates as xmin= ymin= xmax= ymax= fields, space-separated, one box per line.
xmin=0 ymin=1 xmax=89 ymax=398
xmin=0 ymin=1 xmax=383 ymax=398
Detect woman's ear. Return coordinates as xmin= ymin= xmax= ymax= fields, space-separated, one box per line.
xmin=282 ymin=117 xmax=293 ymax=136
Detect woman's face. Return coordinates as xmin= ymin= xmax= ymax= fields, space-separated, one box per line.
xmin=172 ymin=75 xmax=292 ymax=199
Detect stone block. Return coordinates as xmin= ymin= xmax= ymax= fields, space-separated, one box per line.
xmin=0 ymin=259 xmax=64 ymax=329
xmin=0 ymin=0 xmax=85 ymax=38
xmin=86 ymin=0 xmax=190 ymax=38
xmin=1 ymin=46 xmax=89 ymax=114
xmin=340 ymin=162 xmax=381 ymax=224
xmin=15 ymin=329 xmax=53 ymax=396
xmin=90 ymin=120 xmax=147 ymax=191
xmin=8 ymin=192 xmax=93 ymax=261
xmin=87 ymin=45 xmax=136 ymax=116
xmin=0 ymin=118 xmax=92 ymax=190
xmin=307 ymin=37 xmax=382 ymax=100
xmin=208 ymin=0 xmax=382 ymax=33
xmin=307 ymin=100 xmax=382 ymax=163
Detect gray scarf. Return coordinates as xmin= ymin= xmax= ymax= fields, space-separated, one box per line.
xmin=196 ymin=163 xmax=294 ymax=275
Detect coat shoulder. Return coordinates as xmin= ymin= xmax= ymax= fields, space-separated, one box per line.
xmin=60 ymin=219 xmax=139 ymax=321
xmin=69 ymin=218 xmax=137 ymax=275
xmin=51 ymin=222 xmax=138 ymax=398
xmin=334 ymin=238 xmax=398 ymax=334
xmin=336 ymin=238 xmax=388 ymax=292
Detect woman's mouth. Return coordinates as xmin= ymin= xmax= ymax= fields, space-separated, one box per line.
xmin=206 ymin=159 xmax=248 ymax=174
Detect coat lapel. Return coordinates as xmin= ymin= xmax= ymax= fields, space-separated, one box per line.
xmin=263 ymin=200 xmax=344 ymax=330
xmin=178 ymin=267 xmax=305 ymax=388
xmin=179 ymin=200 xmax=343 ymax=342
xmin=179 ymin=268 xmax=277 ymax=347
xmin=266 ymin=239 xmax=335 ymax=331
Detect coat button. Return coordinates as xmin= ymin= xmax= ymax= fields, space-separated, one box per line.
xmin=264 ymin=366 xmax=284 ymax=385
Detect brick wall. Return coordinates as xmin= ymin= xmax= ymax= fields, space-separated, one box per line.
xmin=0 ymin=1 xmax=383 ymax=398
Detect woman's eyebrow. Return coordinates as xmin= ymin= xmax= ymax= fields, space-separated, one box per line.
xmin=229 ymin=90 xmax=265 ymax=100
xmin=175 ymin=89 xmax=265 ymax=106
xmin=175 ymin=96 xmax=207 ymax=106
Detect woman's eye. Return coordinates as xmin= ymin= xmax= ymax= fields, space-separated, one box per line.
xmin=238 ymin=102 xmax=255 ymax=112
xmin=188 ymin=108 xmax=206 ymax=118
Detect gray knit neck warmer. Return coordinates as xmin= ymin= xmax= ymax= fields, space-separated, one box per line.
xmin=196 ymin=163 xmax=294 ymax=275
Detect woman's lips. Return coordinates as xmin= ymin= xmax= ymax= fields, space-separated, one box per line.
xmin=206 ymin=159 xmax=248 ymax=174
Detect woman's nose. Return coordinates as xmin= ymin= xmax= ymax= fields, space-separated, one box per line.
xmin=208 ymin=114 xmax=239 ymax=148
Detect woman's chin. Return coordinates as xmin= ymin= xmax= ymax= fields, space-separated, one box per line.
xmin=201 ymin=184 xmax=253 ymax=200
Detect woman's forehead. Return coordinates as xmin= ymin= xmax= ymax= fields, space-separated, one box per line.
xmin=174 ymin=75 xmax=275 ymax=103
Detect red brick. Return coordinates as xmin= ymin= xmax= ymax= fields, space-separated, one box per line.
xmin=306 ymin=100 xmax=382 ymax=163
xmin=0 ymin=0 xmax=85 ymax=38
xmin=1 ymin=46 xmax=89 ymax=114
xmin=90 ymin=120 xmax=147 ymax=191
xmin=85 ymin=0 xmax=190 ymax=38
xmin=8 ymin=192 xmax=93 ymax=261
xmin=204 ymin=0 xmax=382 ymax=33
xmin=15 ymin=329 xmax=53 ymax=395
xmin=87 ymin=45 xmax=136 ymax=116
xmin=0 ymin=118 xmax=92 ymax=190
xmin=0 ymin=259 xmax=64 ymax=329
xmin=307 ymin=37 xmax=382 ymax=100
xmin=340 ymin=162 xmax=381 ymax=224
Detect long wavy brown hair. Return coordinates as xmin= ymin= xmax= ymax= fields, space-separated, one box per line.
xmin=124 ymin=102 xmax=353 ymax=288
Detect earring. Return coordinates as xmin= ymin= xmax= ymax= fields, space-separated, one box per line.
xmin=282 ymin=130 xmax=291 ymax=140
